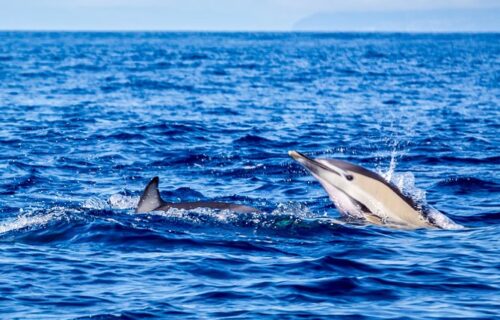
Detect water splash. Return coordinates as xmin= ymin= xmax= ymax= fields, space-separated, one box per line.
xmin=427 ymin=207 xmax=464 ymax=230
xmin=270 ymin=201 xmax=315 ymax=218
xmin=391 ymin=172 xmax=427 ymax=204
xmin=376 ymin=147 xmax=462 ymax=230
xmin=82 ymin=197 xmax=109 ymax=210
xmin=132 ymin=201 xmax=346 ymax=234
xmin=376 ymin=144 xmax=427 ymax=205
xmin=108 ymin=194 xmax=139 ymax=210
xmin=382 ymin=148 xmax=399 ymax=183
xmin=384 ymin=171 xmax=463 ymax=230
xmin=82 ymin=194 xmax=139 ymax=210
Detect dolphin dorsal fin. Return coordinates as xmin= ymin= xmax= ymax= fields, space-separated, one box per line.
xmin=136 ymin=177 xmax=165 ymax=213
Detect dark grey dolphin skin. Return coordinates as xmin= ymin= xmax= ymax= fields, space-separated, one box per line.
xmin=136 ymin=177 xmax=259 ymax=213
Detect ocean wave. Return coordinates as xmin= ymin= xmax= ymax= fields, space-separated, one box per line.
xmin=233 ymin=134 xmax=273 ymax=145
xmin=0 ymin=201 xmax=361 ymax=244
xmin=1 ymin=32 xmax=498 ymax=318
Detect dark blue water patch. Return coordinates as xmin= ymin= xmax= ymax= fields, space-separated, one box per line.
xmin=233 ymin=134 xmax=273 ymax=145
xmin=136 ymin=121 xmax=208 ymax=134
xmin=456 ymin=211 xmax=500 ymax=224
xmin=382 ymin=99 xmax=399 ymax=105
xmin=436 ymin=176 xmax=500 ymax=194
xmin=57 ymin=87 xmax=97 ymax=95
xmin=0 ymin=54 xmax=14 ymax=61
xmin=160 ymin=187 xmax=206 ymax=200
xmin=363 ymin=49 xmax=388 ymax=59
xmin=19 ymin=70 xmax=64 ymax=78
xmin=270 ymin=255 xmax=381 ymax=276
xmin=58 ymin=63 xmax=105 ymax=72
xmin=150 ymin=153 xmax=212 ymax=167
xmin=205 ymin=67 xmax=229 ymax=76
xmin=181 ymin=52 xmax=210 ymax=61
xmin=0 ymin=32 xmax=499 ymax=319
xmin=0 ymin=170 xmax=39 ymax=196
xmin=75 ymin=305 xmax=194 ymax=320
xmin=126 ymin=77 xmax=195 ymax=92
xmin=93 ymin=132 xmax=146 ymax=141
xmin=404 ymin=155 xmax=500 ymax=165
xmin=278 ymin=277 xmax=400 ymax=301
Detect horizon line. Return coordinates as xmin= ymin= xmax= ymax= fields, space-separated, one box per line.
xmin=1 ymin=29 xmax=499 ymax=34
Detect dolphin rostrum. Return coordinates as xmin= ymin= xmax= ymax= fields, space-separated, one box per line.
xmin=136 ymin=177 xmax=259 ymax=214
xmin=288 ymin=150 xmax=455 ymax=229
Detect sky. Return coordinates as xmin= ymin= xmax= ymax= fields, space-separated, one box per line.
xmin=0 ymin=0 xmax=498 ymax=31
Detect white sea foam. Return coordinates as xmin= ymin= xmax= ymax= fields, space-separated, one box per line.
xmin=81 ymin=194 xmax=139 ymax=210
xmin=0 ymin=213 xmax=52 ymax=234
xmin=108 ymin=194 xmax=139 ymax=209
xmin=242 ymin=164 xmax=264 ymax=170
xmin=0 ymin=207 xmax=68 ymax=235
xmin=427 ymin=207 xmax=464 ymax=230
xmin=378 ymin=150 xmax=463 ymax=230
xmin=82 ymin=197 xmax=109 ymax=210
xmin=135 ymin=201 xmax=322 ymax=230
xmin=270 ymin=202 xmax=314 ymax=218
xmin=142 ymin=206 xmax=241 ymax=223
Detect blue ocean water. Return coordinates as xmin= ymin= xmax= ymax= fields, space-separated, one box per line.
xmin=0 ymin=32 xmax=499 ymax=319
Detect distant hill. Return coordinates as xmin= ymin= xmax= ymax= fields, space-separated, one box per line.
xmin=293 ymin=8 xmax=500 ymax=32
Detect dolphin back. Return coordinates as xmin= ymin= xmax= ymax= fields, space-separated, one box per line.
xmin=158 ymin=201 xmax=260 ymax=213
xmin=136 ymin=177 xmax=260 ymax=214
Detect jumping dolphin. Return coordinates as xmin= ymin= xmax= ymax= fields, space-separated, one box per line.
xmin=288 ymin=150 xmax=455 ymax=229
xmin=136 ymin=177 xmax=259 ymax=214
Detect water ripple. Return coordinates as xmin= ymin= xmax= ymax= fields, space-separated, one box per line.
xmin=0 ymin=32 xmax=498 ymax=319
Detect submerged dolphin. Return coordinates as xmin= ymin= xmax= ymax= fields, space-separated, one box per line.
xmin=289 ymin=150 xmax=454 ymax=229
xmin=136 ymin=177 xmax=259 ymax=214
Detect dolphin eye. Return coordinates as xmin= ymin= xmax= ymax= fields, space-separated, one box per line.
xmin=345 ymin=175 xmax=353 ymax=181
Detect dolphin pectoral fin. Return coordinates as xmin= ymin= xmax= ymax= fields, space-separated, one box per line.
xmin=364 ymin=214 xmax=384 ymax=225
xmin=136 ymin=177 xmax=166 ymax=213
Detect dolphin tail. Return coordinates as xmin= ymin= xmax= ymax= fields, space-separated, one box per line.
xmin=136 ymin=177 xmax=165 ymax=213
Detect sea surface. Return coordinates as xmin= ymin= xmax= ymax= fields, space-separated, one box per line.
xmin=0 ymin=32 xmax=498 ymax=319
